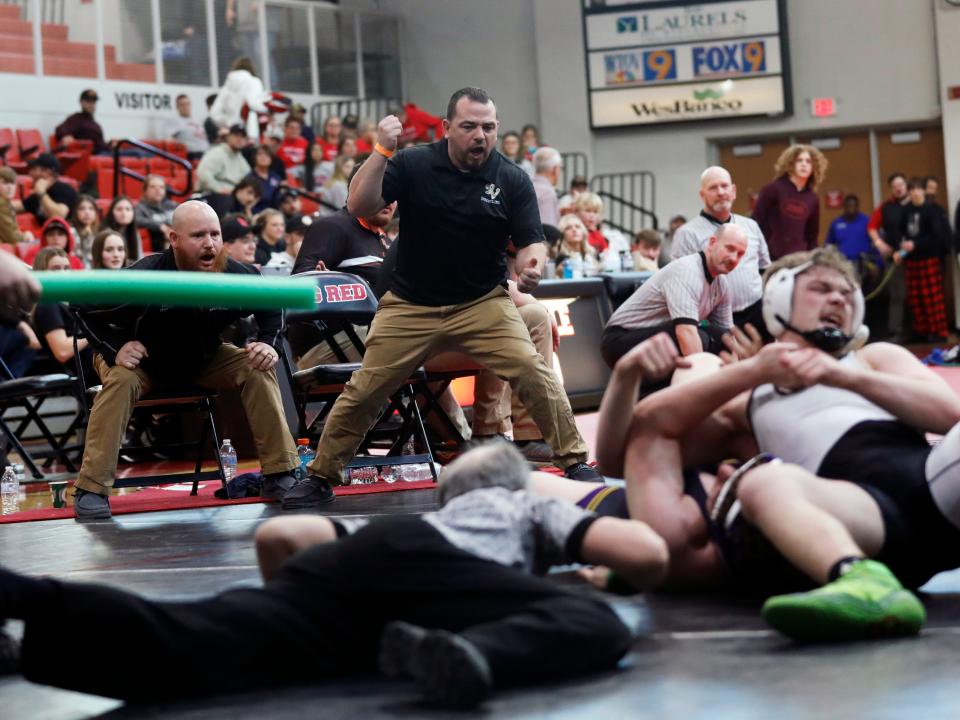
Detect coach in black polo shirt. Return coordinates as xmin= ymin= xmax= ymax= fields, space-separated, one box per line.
xmin=283 ymin=87 xmax=596 ymax=509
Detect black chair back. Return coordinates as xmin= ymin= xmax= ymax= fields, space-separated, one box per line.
xmin=286 ymin=271 xmax=378 ymax=325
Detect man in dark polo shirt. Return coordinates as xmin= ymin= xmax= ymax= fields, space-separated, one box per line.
xmin=16 ymin=154 xmax=78 ymax=223
xmin=283 ymin=87 xmax=597 ymax=509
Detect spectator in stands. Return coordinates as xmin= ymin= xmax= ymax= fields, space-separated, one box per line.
xmin=30 ymin=246 xmax=93 ymax=380
xmin=135 ymin=175 xmax=176 ymax=253
xmin=531 ymin=147 xmax=561 ymax=226
xmin=23 ymin=217 xmax=84 ymax=270
xmin=601 ymin=224 xmax=746 ymax=368
xmin=209 ymin=57 xmax=268 ymax=139
xmin=289 ymin=104 xmax=315 ymax=145
xmin=277 ymin=191 xmax=301 ymax=222
xmin=227 ymin=177 xmax=262 ymax=223
xmin=106 ymin=196 xmax=141 ymax=262
xmin=244 ymin=145 xmax=283 ymax=213
xmin=0 ymin=167 xmax=23 ymax=247
xmin=752 ymin=144 xmax=827 ymax=259
xmin=395 ymin=102 xmax=444 ymax=144
xmin=203 ymin=93 xmax=220 ymax=144
xmin=825 ymin=194 xmax=872 ymax=264
xmin=322 ymin=155 xmax=355 ymax=213
xmin=0 ymin=313 xmax=39 ymax=379
xmin=500 ymin=132 xmax=534 ymax=176
xmin=552 ymin=214 xmax=598 ymax=277
xmin=197 ymin=124 xmax=252 ymax=195
xmin=90 ymin=229 xmax=127 ymax=270
xmin=166 ymin=94 xmax=210 ymax=160
xmin=558 ymin=175 xmax=588 ymax=216
xmin=900 ymin=177 xmax=951 ymax=342
xmin=572 ymin=191 xmax=629 ymax=264
xmin=19 ymin=154 xmax=77 ymax=223
xmin=338 ymin=136 xmax=359 ymax=162
xmin=253 ymin=208 xmax=286 ymax=266
xmin=55 ymin=89 xmax=108 ymax=154
xmin=69 ymin=194 xmax=99 ymax=268
xmin=265 ymin=214 xmax=310 ymax=270
xmin=318 ymin=116 xmax=342 ymax=162
xmin=868 ymin=172 xmax=910 ymax=341
xmin=356 ymin=121 xmax=377 ymax=154
xmin=520 ymin=124 xmax=541 ymax=161
xmin=661 ymin=214 xmax=687 ymax=263
xmin=221 ymin=215 xmax=257 ymax=265
xmin=302 ymin=142 xmax=329 ymax=193
xmin=925 ymin=175 xmax=940 ymax=203
xmin=277 ymin=117 xmax=309 ymax=173
xmin=631 ymin=229 xmax=661 ymax=272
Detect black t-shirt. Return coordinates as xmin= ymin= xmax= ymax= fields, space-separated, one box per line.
xmin=381 ymin=140 xmax=543 ymax=305
xmin=255 ymin=235 xmax=285 ymax=266
xmin=22 ymin=181 xmax=78 ymax=221
xmin=293 ymin=209 xmax=388 ymax=288
xmin=33 ymin=303 xmax=94 ymax=382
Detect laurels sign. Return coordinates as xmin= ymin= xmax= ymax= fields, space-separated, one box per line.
xmin=581 ymin=0 xmax=792 ymax=129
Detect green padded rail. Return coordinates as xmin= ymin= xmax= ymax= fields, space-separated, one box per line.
xmin=36 ymin=270 xmax=317 ymax=311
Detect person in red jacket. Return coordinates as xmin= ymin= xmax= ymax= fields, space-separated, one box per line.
xmin=752 ymin=144 xmax=827 ymax=260
xmin=276 ymin=116 xmax=309 ymax=171
xmin=22 ymin=217 xmax=85 ymax=270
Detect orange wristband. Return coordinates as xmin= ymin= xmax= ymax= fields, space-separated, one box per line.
xmin=374 ymin=143 xmax=394 ymax=159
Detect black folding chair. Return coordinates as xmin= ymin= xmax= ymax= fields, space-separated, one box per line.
xmin=70 ymin=307 xmax=225 ymax=495
xmin=0 ymin=357 xmax=85 ymax=479
xmin=282 ymin=271 xmax=438 ymax=479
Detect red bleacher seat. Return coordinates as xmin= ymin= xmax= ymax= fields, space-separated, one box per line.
xmin=16 ymin=213 xmax=42 ymax=237
xmin=94 ymin=197 xmax=111 ymax=215
xmin=0 ymin=128 xmax=26 ymax=172
xmin=16 ymin=128 xmax=44 ymax=159
xmin=119 ymin=173 xmax=144 ymax=200
xmin=88 ymin=155 xmax=113 ymax=170
xmin=300 ymin=197 xmax=320 ymax=215
xmin=120 ymin=157 xmax=148 ymax=175
xmin=96 ymin=167 xmax=114 ymax=199
xmin=147 ymin=157 xmax=173 ymax=176
xmin=166 ymin=141 xmax=188 ymax=159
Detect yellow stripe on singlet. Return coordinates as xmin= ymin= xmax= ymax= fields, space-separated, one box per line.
xmin=585 ymin=486 xmax=619 ymax=512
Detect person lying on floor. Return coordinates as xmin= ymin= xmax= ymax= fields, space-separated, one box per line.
xmin=540 ymin=247 xmax=960 ymax=642
xmin=0 ymin=443 xmax=666 ymax=709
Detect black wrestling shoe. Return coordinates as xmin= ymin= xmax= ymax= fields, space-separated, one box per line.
xmin=0 ymin=626 xmax=21 ymax=676
xmin=564 ymin=462 xmax=602 ymax=482
xmin=515 ymin=439 xmax=553 ymax=464
xmin=260 ymin=472 xmax=297 ymax=502
xmin=280 ymin=476 xmax=336 ymax=510
xmin=379 ymin=622 xmax=492 ymax=709
xmin=74 ymin=489 xmax=111 ymax=520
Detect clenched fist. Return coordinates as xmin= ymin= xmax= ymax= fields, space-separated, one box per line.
xmin=376 ymin=115 xmax=404 ymax=152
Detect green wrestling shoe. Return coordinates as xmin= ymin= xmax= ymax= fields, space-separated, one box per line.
xmin=762 ymin=559 xmax=925 ymax=642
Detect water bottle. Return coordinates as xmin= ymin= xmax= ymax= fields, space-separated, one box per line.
xmin=545 ymin=258 xmax=556 ymax=279
xmin=380 ymin=465 xmax=398 ymax=484
xmin=403 ymin=463 xmax=432 ymax=482
xmin=570 ymin=254 xmax=584 ymax=279
xmin=219 ymin=439 xmax=237 ymax=483
xmin=296 ymin=438 xmax=315 ymax=478
xmin=562 ymin=259 xmax=573 ymax=279
xmin=1 ymin=465 xmax=18 ymax=515
xmin=620 ymin=250 xmax=633 ymax=272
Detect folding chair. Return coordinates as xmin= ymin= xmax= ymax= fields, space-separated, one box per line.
xmin=70 ymin=307 xmax=225 ymax=495
xmin=282 ymin=271 xmax=437 ymax=479
xmin=0 ymin=357 xmax=85 ymax=480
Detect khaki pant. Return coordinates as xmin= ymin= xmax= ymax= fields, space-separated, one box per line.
xmin=74 ymin=344 xmax=299 ymax=495
xmin=472 ymin=302 xmax=552 ymax=441
xmin=308 ymin=287 xmax=586 ymax=483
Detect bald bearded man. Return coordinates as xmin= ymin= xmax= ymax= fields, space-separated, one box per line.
xmin=73 ymin=201 xmax=300 ymax=519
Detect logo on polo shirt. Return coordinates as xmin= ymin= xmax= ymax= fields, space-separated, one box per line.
xmin=481 ymin=183 xmax=502 ymax=205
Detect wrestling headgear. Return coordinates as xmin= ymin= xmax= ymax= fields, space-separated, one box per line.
xmin=762 ymin=260 xmax=868 ymax=355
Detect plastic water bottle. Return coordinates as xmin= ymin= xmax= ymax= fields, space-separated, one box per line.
xmin=296 ymin=438 xmax=315 ymax=478
xmin=620 ymin=250 xmax=633 ymax=272
xmin=403 ymin=463 xmax=433 ymax=482
xmin=219 ymin=439 xmax=237 ymax=483
xmin=570 ymin=254 xmax=584 ymax=279
xmin=1 ymin=465 xmax=18 ymax=515
xmin=545 ymin=258 xmax=556 ymax=279
xmin=380 ymin=465 xmax=398 ymax=484
xmin=562 ymin=259 xmax=573 ymax=279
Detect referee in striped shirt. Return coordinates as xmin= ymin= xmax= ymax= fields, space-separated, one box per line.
xmin=671 ymin=167 xmax=771 ymax=334
xmin=600 ymin=223 xmax=747 ymax=368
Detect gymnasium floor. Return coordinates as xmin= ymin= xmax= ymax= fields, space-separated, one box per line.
xmin=4 ymin=369 xmax=960 ymax=718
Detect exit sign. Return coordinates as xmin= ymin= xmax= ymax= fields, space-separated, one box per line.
xmin=811 ymin=97 xmax=837 ymax=117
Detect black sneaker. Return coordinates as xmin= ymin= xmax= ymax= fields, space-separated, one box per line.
xmin=515 ymin=439 xmax=553 ymax=463
xmin=379 ymin=621 xmax=492 ymax=709
xmin=564 ymin=462 xmax=602 ymax=482
xmin=260 ymin=472 xmax=297 ymax=502
xmin=74 ymin=489 xmax=112 ymax=520
xmin=0 ymin=626 xmax=20 ymax=676
xmin=280 ymin=476 xmax=336 ymax=510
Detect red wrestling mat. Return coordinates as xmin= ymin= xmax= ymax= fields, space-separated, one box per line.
xmin=0 ymin=478 xmax=438 ymax=524
xmin=931 ymin=366 xmax=960 ymax=395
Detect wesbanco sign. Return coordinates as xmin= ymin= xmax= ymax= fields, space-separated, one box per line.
xmin=582 ymin=0 xmax=791 ymax=128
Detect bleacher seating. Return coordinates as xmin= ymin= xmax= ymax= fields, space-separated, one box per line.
xmin=0 ymin=3 xmax=154 ymax=81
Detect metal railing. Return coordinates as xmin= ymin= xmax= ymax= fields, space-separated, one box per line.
xmin=559 ymin=151 xmax=588 ymax=195
xmin=285 ymin=185 xmax=340 ymax=215
xmin=112 ymin=139 xmax=194 ymax=199
xmin=590 ymin=171 xmax=657 ymax=236
xmin=0 ymin=0 xmax=63 ymax=25
xmin=309 ymin=97 xmax=402 ymax=135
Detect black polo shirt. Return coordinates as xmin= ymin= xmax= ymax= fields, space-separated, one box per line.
xmin=293 ymin=209 xmax=388 ymax=287
xmin=380 ymin=139 xmax=543 ymax=306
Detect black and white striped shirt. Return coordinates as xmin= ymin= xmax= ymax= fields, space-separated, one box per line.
xmin=670 ymin=212 xmax=770 ymax=312
xmin=607 ymin=252 xmax=732 ymax=331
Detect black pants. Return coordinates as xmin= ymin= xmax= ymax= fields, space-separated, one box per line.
xmin=601 ymin=323 xmax=727 ymax=369
xmin=18 ymin=516 xmax=631 ymax=702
